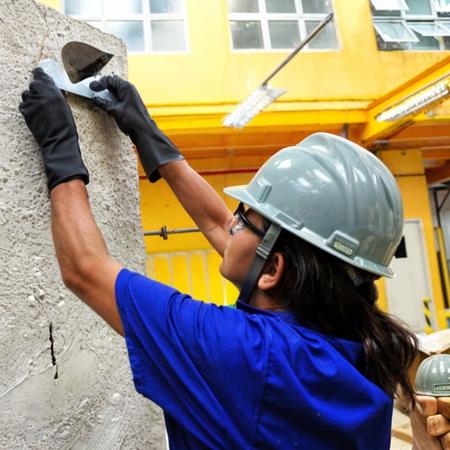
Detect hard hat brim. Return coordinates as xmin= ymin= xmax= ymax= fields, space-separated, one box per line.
xmin=224 ymin=184 xmax=395 ymax=279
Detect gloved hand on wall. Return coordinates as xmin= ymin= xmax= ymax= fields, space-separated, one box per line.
xmin=90 ymin=75 xmax=183 ymax=182
xmin=19 ymin=68 xmax=89 ymax=191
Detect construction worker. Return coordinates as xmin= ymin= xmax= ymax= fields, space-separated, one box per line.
xmin=20 ymin=68 xmax=435 ymax=449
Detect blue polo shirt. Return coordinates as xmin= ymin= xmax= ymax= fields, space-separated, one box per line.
xmin=115 ymin=269 xmax=393 ymax=450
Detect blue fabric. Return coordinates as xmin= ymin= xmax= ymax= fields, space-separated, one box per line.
xmin=115 ymin=269 xmax=393 ymax=450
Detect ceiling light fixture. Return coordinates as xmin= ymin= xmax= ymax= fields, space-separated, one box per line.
xmin=223 ymin=13 xmax=334 ymax=129
xmin=376 ymin=80 xmax=450 ymax=122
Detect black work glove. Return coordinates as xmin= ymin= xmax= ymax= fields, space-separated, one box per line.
xmin=19 ymin=68 xmax=89 ymax=191
xmin=90 ymin=75 xmax=183 ymax=182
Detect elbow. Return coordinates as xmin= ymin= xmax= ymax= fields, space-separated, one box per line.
xmin=59 ymin=255 xmax=113 ymax=297
xmin=59 ymin=258 xmax=98 ymax=296
xmin=60 ymin=266 xmax=86 ymax=295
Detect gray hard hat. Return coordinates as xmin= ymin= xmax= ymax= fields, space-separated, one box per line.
xmin=415 ymin=354 xmax=450 ymax=397
xmin=224 ymin=132 xmax=403 ymax=277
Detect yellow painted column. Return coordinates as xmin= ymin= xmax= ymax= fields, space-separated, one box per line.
xmin=38 ymin=0 xmax=60 ymax=10
xmin=379 ymin=149 xmax=447 ymax=329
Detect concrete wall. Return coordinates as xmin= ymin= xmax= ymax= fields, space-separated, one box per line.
xmin=0 ymin=1 xmax=165 ymax=448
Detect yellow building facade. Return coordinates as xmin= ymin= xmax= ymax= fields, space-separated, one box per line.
xmin=41 ymin=0 xmax=450 ymax=332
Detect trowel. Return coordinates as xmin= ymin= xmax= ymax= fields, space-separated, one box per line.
xmin=37 ymin=41 xmax=116 ymax=102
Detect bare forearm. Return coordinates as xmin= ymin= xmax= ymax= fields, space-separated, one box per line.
xmin=159 ymin=160 xmax=233 ymax=255
xmin=51 ymin=181 xmax=107 ymax=273
xmin=50 ymin=180 xmax=123 ymax=334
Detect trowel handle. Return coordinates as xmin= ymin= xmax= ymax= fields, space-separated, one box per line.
xmin=91 ymin=88 xmax=117 ymax=104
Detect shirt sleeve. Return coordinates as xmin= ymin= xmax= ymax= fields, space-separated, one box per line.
xmin=115 ymin=268 xmax=269 ymax=445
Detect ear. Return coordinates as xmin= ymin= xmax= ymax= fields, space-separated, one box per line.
xmin=257 ymin=252 xmax=285 ymax=291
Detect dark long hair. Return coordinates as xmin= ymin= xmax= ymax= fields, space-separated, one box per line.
xmin=269 ymin=229 xmax=418 ymax=404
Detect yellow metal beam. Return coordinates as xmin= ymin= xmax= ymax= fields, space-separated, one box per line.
xmin=423 ymin=149 xmax=450 ymax=160
xmin=154 ymin=108 xmax=367 ymax=134
xmin=362 ymin=55 xmax=450 ymax=146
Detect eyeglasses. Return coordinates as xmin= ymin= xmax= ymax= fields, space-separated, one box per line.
xmin=229 ymin=203 xmax=266 ymax=239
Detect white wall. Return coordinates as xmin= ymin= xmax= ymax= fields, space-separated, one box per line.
xmin=0 ymin=1 xmax=165 ymax=448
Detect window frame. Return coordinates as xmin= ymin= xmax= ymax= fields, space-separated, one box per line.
xmin=370 ymin=0 xmax=409 ymax=12
xmin=62 ymin=0 xmax=190 ymax=55
xmin=373 ymin=20 xmax=419 ymax=42
xmin=371 ymin=0 xmax=450 ymax=51
xmin=228 ymin=0 xmax=339 ymax=52
xmin=408 ymin=21 xmax=450 ymax=36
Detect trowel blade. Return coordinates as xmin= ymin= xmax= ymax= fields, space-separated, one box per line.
xmin=37 ymin=59 xmax=116 ymax=103
xmin=62 ymin=41 xmax=113 ymax=83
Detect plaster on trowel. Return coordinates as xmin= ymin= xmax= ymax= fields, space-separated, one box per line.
xmin=37 ymin=41 xmax=116 ymax=102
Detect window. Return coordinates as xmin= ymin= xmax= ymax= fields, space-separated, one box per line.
xmin=64 ymin=0 xmax=187 ymax=53
xmin=373 ymin=20 xmax=419 ymax=42
xmin=371 ymin=0 xmax=450 ymax=50
xmin=371 ymin=0 xmax=408 ymax=10
xmin=228 ymin=0 xmax=338 ymax=50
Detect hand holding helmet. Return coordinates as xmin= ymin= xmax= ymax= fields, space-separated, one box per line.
xmin=411 ymin=355 xmax=450 ymax=449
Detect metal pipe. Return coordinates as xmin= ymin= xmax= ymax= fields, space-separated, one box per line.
xmin=261 ymin=13 xmax=334 ymax=87
xmin=433 ymin=188 xmax=441 ymax=227
xmin=144 ymin=226 xmax=201 ymax=239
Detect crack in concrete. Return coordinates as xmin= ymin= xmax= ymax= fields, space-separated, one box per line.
xmin=35 ymin=32 xmax=48 ymax=65
xmin=48 ymin=322 xmax=58 ymax=380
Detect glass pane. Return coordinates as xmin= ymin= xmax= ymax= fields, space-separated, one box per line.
xmin=437 ymin=0 xmax=450 ymax=14
xmin=65 ymin=0 xmax=102 ymax=16
xmin=374 ymin=21 xmax=417 ymax=41
xmin=410 ymin=33 xmax=440 ymax=49
xmin=375 ymin=32 xmax=409 ymax=49
xmin=371 ymin=6 xmax=402 ymax=17
xmin=404 ymin=0 xmax=432 ymax=16
xmin=268 ymin=21 xmax=300 ymax=48
xmin=104 ymin=21 xmax=145 ymax=52
xmin=266 ymin=0 xmax=296 ymax=13
xmin=370 ymin=0 xmax=407 ymax=11
xmin=305 ymin=20 xmax=338 ymax=48
xmin=150 ymin=0 xmax=183 ymax=13
xmin=302 ymin=0 xmax=332 ymax=14
xmin=151 ymin=21 xmax=186 ymax=51
xmin=229 ymin=0 xmax=259 ymax=13
xmin=230 ymin=21 xmax=264 ymax=49
xmin=409 ymin=22 xmax=450 ymax=36
xmin=106 ymin=0 xmax=143 ymax=15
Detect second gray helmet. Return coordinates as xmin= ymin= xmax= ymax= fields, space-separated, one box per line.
xmin=415 ymin=354 xmax=450 ymax=397
xmin=224 ymin=132 xmax=403 ymax=277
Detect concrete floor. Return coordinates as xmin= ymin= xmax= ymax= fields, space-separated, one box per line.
xmin=391 ymin=437 xmax=411 ymax=450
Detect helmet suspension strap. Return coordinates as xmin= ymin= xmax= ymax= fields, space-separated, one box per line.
xmin=238 ymin=223 xmax=282 ymax=304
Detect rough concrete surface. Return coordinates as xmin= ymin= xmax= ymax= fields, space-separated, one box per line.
xmin=0 ymin=1 xmax=165 ymax=448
